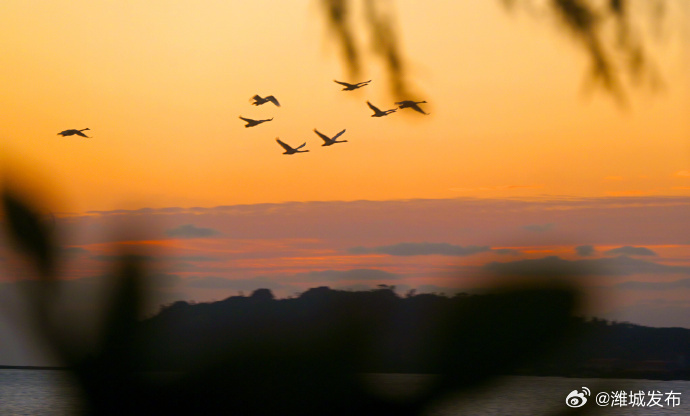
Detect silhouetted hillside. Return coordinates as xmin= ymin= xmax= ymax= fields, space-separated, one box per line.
xmin=139 ymin=286 xmax=690 ymax=381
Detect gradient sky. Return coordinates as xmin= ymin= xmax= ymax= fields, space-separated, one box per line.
xmin=1 ymin=1 xmax=690 ymax=364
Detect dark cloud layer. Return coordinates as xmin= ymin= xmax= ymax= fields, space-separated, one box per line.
xmin=185 ymin=276 xmax=287 ymax=291
xmin=165 ymin=224 xmax=220 ymax=239
xmin=604 ymin=246 xmax=657 ymax=256
xmin=349 ymin=242 xmax=490 ymax=257
xmin=575 ymin=245 xmax=596 ymax=257
xmin=616 ymin=278 xmax=690 ymax=291
xmin=484 ymin=255 xmax=690 ymax=277
xmin=291 ymin=268 xmax=400 ymax=282
xmin=522 ymin=223 xmax=554 ymax=232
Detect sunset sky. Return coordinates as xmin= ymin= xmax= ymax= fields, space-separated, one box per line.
xmin=1 ymin=1 xmax=690 ymax=364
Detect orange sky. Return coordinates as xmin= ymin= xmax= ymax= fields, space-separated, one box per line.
xmin=2 ymin=2 xmax=690 ymax=364
xmin=1 ymin=1 xmax=689 ymax=212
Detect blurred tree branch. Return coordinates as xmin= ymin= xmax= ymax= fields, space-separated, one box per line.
xmin=320 ymin=0 xmax=678 ymax=104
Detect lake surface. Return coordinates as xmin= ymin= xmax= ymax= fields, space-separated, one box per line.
xmin=0 ymin=369 xmax=687 ymax=415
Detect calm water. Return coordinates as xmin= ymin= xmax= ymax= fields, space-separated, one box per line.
xmin=0 ymin=370 xmax=687 ymax=415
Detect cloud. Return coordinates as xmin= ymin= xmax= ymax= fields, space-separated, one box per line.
xmin=522 ymin=223 xmax=554 ymax=232
xmin=483 ymin=255 xmax=690 ymax=277
xmin=92 ymin=254 xmax=222 ymax=263
xmin=290 ymin=268 xmax=400 ymax=282
xmin=604 ymin=246 xmax=657 ymax=256
xmin=165 ymin=224 xmax=220 ymax=239
xmin=59 ymin=246 xmax=91 ymax=257
xmin=349 ymin=242 xmax=490 ymax=257
xmin=483 ymin=256 xmax=591 ymax=278
xmin=91 ymin=254 xmax=157 ymax=262
xmin=575 ymin=245 xmax=596 ymax=257
xmin=491 ymin=248 xmax=522 ymax=256
xmin=184 ymin=276 xmax=291 ymax=292
xmin=615 ymin=278 xmax=690 ymax=291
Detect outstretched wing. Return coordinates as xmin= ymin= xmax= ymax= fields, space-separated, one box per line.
xmin=333 ymin=80 xmax=351 ymax=87
xmin=357 ymin=80 xmax=372 ymax=86
xmin=313 ymin=129 xmax=331 ymax=143
xmin=266 ymin=95 xmax=280 ymax=107
xmin=239 ymin=116 xmax=254 ymax=122
xmin=367 ymin=101 xmax=381 ymax=113
xmin=75 ymin=131 xmax=90 ymax=137
xmin=331 ymin=129 xmax=346 ymax=141
xmin=409 ymin=103 xmax=428 ymax=114
xmin=295 ymin=142 xmax=307 ymax=150
xmin=276 ymin=138 xmax=293 ymax=152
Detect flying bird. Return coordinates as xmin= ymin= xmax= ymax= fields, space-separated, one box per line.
xmin=314 ymin=129 xmax=347 ymax=146
xmin=276 ymin=138 xmax=309 ymax=155
xmin=333 ymin=80 xmax=371 ymax=91
xmin=395 ymin=100 xmax=429 ymax=115
xmin=251 ymin=95 xmax=280 ymax=107
xmin=57 ymin=128 xmax=91 ymax=137
xmin=367 ymin=101 xmax=396 ymax=117
xmin=239 ymin=116 xmax=273 ymax=128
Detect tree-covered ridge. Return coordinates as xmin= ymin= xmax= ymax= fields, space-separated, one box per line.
xmin=144 ymin=286 xmax=690 ymax=381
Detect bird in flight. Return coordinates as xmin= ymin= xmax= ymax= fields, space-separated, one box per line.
xmin=395 ymin=100 xmax=429 ymax=115
xmin=57 ymin=128 xmax=91 ymax=137
xmin=333 ymin=80 xmax=371 ymax=91
xmin=239 ymin=116 xmax=273 ymax=128
xmin=367 ymin=101 xmax=396 ymax=117
xmin=276 ymin=138 xmax=309 ymax=155
xmin=314 ymin=129 xmax=347 ymax=146
xmin=251 ymin=95 xmax=280 ymax=107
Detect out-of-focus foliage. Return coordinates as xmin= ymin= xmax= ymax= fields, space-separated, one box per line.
xmin=503 ymin=0 xmax=672 ymax=104
xmin=320 ymin=0 xmax=678 ymax=104
xmin=319 ymin=0 xmax=412 ymax=99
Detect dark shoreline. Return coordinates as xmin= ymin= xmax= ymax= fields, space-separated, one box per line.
xmin=1 ymin=365 xmax=688 ymax=382
xmin=0 ymin=365 xmax=68 ymax=371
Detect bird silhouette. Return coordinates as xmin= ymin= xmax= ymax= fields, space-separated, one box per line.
xmin=239 ymin=116 xmax=273 ymax=128
xmin=276 ymin=138 xmax=309 ymax=155
xmin=314 ymin=129 xmax=347 ymax=146
xmin=395 ymin=100 xmax=429 ymax=115
xmin=57 ymin=128 xmax=90 ymax=138
xmin=251 ymin=95 xmax=280 ymax=107
xmin=333 ymin=80 xmax=371 ymax=91
xmin=367 ymin=101 xmax=396 ymax=117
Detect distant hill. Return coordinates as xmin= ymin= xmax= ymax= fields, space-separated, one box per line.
xmin=140 ymin=286 xmax=690 ymax=380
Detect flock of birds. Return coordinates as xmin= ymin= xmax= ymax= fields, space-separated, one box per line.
xmin=239 ymin=79 xmax=429 ymax=155
xmin=57 ymin=80 xmax=429 ymax=155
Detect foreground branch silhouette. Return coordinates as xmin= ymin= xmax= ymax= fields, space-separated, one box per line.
xmin=1 ymin=185 xmax=592 ymax=415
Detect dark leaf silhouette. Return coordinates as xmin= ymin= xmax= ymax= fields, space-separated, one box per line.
xmin=1 ymin=187 xmax=56 ymax=278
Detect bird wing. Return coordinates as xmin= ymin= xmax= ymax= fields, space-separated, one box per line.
xmin=75 ymin=131 xmax=89 ymax=137
xmin=332 ymin=129 xmax=346 ymax=141
xmin=262 ymin=118 xmax=274 ymax=122
xmin=295 ymin=142 xmax=307 ymax=150
xmin=333 ymin=80 xmax=351 ymax=87
xmin=367 ymin=101 xmax=380 ymax=112
xmin=239 ymin=116 xmax=254 ymax=122
xmin=266 ymin=95 xmax=280 ymax=107
xmin=313 ymin=129 xmax=331 ymax=143
xmin=410 ymin=103 xmax=428 ymax=114
xmin=252 ymin=94 xmax=262 ymax=101
xmin=276 ymin=138 xmax=293 ymax=152
xmin=357 ymin=80 xmax=372 ymax=86
xmin=57 ymin=130 xmax=69 ymax=135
